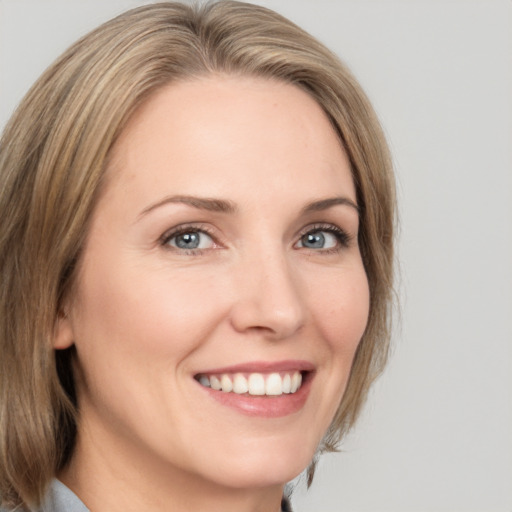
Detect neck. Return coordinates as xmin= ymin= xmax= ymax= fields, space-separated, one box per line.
xmin=59 ymin=422 xmax=285 ymax=512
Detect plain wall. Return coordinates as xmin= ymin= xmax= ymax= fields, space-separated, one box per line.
xmin=1 ymin=1 xmax=511 ymax=510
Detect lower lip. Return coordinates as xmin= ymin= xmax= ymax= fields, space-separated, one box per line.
xmin=198 ymin=374 xmax=313 ymax=418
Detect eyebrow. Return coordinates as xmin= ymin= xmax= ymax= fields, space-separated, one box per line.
xmin=138 ymin=195 xmax=238 ymax=219
xmin=301 ymin=197 xmax=359 ymax=215
xmin=138 ymin=194 xmax=358 ymax=220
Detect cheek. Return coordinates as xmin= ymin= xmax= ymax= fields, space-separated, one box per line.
xmin=71 ymin=259 xmax=228 ymax=366
xmin=309 ymin=265 xmax=370 ymax=359
xmin=298 ymin=264 xmax=369 ymax=442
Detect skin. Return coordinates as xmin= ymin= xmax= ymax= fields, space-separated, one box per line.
xmin=55 ymin=76 xmax=370 ymax=512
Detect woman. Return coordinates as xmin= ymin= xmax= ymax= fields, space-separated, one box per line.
xmin=0 ymin=2 xmax=395 ymax=511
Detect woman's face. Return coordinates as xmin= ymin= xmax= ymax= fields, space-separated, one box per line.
xmin=57 ymin=76 xmax=369 ymax=492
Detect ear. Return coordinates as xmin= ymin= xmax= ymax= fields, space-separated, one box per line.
xmin=53 ymin=310 xmax=75 ymax=350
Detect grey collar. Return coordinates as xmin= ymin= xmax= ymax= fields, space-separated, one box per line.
xmin=32 ymin=479 xmax=292 ymax=512
xmin=36 ymin=480 xmax=89 ymax=512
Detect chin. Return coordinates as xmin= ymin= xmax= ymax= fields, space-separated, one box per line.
xmin=194 ymin=434 xmax=317 ymax=490
xmin=211 ymin=462 xmax=306 ymax=491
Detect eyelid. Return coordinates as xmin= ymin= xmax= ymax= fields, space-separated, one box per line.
xmin=295 ymin=223 xmax=352 ymax=250
xmin=158 ymin=221 xmax=353 ymax=254
xmin=159 ymin=223 xmax=221 ymax=251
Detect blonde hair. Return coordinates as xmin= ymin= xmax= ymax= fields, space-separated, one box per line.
xmin=0 ymin=1 xmax=395 ymax=508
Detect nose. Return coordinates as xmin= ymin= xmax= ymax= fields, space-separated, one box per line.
xmin=229 ymin=250 xmax=306 ymax=340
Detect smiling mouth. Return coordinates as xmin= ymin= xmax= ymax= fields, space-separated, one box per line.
xmin=195 ymin=371 xmax=305 ymax=396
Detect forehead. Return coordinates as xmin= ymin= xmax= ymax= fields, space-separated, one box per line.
xmin=104 ymin=75 xmax=355 ymax=207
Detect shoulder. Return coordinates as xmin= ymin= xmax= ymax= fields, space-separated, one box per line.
xmin=1 ymin=481 xmax=90 ymax=512
xmin=38 ymin=480 xmax=89 ymax=512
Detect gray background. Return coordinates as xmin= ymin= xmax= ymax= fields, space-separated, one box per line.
xmin=1 ymin=1 xmax=511 ymax=511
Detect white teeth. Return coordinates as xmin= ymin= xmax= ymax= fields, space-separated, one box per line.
xmin=265 ymin=373 xmax=283 ymax=396
xmin=248 ymin=373 xmax=265 ymax=395
xmin=198 ymin=371 xmax=304 ymax=396
xmin=291 ymin=372 xmax=302 ymax=393
xmin=210 ymin=375 xmax=221 ymax=391
xmin=233 ymin=373 xmax=248 ymax=394
xmin=220 ymin=374 xmax=233 ymax=392
xmin=282 ymin=374 xmax=291 ymax=394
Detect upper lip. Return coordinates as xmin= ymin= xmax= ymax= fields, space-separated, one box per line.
xmin=195 ymin=360 xmax=315 ymax=376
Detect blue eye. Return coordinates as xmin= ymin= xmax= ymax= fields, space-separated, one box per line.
xmin=297 ymin=226 xmax=349 ymax=250
xmin=166 ymin=230 xmax=214 ymax=250
xmin=299 ymin=231 xmax=337 ymax=249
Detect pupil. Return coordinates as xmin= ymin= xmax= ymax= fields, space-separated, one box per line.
xmin=176 ymin=232 xmax=200 ymax=249
xmin=304 ymin=232 xmax=324 ymax=248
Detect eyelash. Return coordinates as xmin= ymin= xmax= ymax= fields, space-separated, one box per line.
xmin=297 ymin=223 xmax=352 ymax=254
xmin=159 ymin=222 xmax=352 ymax=255
xmin=159 ymin=223 xmax=217 ymax=255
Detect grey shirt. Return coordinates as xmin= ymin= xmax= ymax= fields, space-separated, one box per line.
xmin=0 ymin=480 xmax=88 ymax=512
xmin=34 ymin=480 xmax=89 ymax=512
xmin=3 ymin=479 xmax=292 ymax=511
